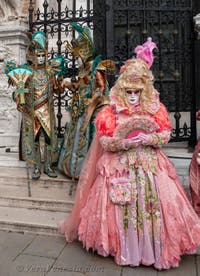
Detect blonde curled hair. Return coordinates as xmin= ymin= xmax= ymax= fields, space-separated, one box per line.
xmin=110 ymin=58 xmax=160 ymax=114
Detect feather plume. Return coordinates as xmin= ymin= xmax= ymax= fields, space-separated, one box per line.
xmin=134 ymin=37 xmax=157 ymax=68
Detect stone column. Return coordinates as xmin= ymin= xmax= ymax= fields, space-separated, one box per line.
xmin=0 ymin=20 xmax=28 ymax=148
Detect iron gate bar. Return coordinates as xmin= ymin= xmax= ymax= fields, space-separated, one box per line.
xmin=29 ymin=0 xmax=94 ymax=28
xmin=173 ymin=2 xmax=181 ymax=141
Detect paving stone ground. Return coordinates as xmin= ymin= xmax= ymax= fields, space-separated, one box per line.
xmin=0 ymin=231 xmax=199 ymax=276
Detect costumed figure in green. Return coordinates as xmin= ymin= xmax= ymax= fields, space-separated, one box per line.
xmin=5 ymin=31 xmax=65 ymax=180
xmin=58 ymin=23 xmax=115 ymax=179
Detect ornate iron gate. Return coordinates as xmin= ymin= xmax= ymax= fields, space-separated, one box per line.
xmin=105 ymin=0 xmax=198 ymax=146
xmin=29 ymin=0 xmax=198 ymax=145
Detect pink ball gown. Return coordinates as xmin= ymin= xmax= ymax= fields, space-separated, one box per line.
xmin=59 ymin=103 xmax=200 ymax=270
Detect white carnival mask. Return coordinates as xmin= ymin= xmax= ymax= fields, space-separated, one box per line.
xmin=126 ymin=89 xmax=141 ymax=105
xmin=36 ymin=52 xmax=46 ymax=65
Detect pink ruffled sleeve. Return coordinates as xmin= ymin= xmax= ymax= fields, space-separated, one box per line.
xmin=95 ymin=106 xmax=116 ymax=137
xmin=141 ymin=103 xmax=172 ymax=146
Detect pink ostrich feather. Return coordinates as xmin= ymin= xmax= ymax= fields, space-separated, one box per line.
xmin=134 ymin=37 xmax=157 ymax=68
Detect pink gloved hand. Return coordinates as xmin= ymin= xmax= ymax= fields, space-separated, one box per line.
xmin=134 ymin=133 xmax=153 ymax=145
xmin=124 ymin=133 xmax=153 ymax=148
xmin=124 ymin=136 xmax=143 ymax=148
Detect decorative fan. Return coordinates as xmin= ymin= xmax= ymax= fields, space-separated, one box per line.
xmin=115 ymin=115 xmax=159 ymax=138
xmin=7 ymin=68 xmax=33 ymax=104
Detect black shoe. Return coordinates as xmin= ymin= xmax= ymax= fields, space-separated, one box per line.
xmin=32 ymin=166 xmax=41 ymax=180
xmin=44 ymin=166 xmax=57 ymax=178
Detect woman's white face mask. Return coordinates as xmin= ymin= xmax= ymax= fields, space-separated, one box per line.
xmin=126 ymin=89 xmax=141 ymax=105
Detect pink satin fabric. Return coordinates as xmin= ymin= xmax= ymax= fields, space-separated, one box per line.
xmin=58 ymin=135 xmax=104 ymax=241
xmin=189 ymin=139 xmax=200 ymax=215
xmin=59 ymin=137 xmax=200 ymax=269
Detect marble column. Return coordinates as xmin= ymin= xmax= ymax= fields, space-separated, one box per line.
xmin=0 ymin=20 xmax=28 ymax=148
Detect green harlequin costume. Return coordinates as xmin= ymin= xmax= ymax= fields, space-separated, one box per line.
xmin=5 ymin=31 xmax=65 ymax=179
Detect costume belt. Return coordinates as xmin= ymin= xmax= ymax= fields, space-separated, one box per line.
xmin=34 ymin=97 xmax=48 ymax=110
xmin=17 ymin=104 xmax=32 ymax=116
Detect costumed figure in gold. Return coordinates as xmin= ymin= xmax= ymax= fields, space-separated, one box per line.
xmin=5 ymin=31 xmax=65 ymax=179
xmin=58 ymin=23 xmax=115 ymax=179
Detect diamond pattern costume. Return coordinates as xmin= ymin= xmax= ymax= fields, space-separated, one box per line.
xmin=5 ymin=31 xmax=65 ymax=179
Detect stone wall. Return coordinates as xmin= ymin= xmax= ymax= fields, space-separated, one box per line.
xmin=0 ymin=0 xmax=29 ymax=147
xmin=0 ymin=21 xmax=29 ymax=147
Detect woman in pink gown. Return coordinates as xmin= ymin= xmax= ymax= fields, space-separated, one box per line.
xmin=59 ymin=38 xmax=200 ymax=270
xmin=190 ymin=110 xmax=200 ymax=215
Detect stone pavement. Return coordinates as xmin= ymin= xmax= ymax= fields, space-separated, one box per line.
xmin=0 ymin=230 xmax=199 ymax=276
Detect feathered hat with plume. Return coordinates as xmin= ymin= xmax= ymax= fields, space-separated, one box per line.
xmin=119 ymin=37 xmax=157 ymax=75
xmin=65 ymin=22 xmax=116 ymax=78
xmin=65 ymin=22 xmax=96 ymax=64
xmin=26 ymin=31 xmax=48 ymax=67
xmin=110 ymin=37 xmax=160 ymax=114
xmin=134 ymin=37 xmax=157 ymax=68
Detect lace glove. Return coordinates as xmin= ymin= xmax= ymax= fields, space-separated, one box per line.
xmin=99 ymin=130 xmax=171 ymax=152
xmin=131 ymin=130 xmax=171 ymax=147
xmin=99 ymin=135 xmax=142 ymax=152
